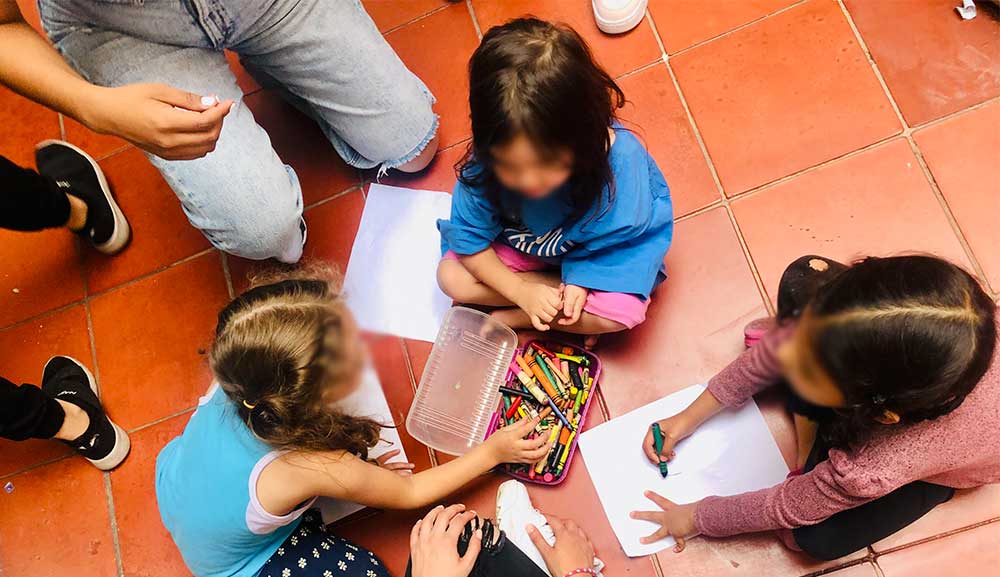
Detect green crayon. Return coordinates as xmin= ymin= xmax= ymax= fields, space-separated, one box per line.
xmin=651 ymin=423 xmax=669 ymax=478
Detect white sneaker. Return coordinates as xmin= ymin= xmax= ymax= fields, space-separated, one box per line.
xmin=592 ymin=0 xmax=648 ymax=34
xmin=495 ymin=479 xmax=605 ymax=577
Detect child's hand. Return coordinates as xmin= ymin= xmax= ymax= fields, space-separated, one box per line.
xmin=629 ymin=492 xmax=698 ymax=551
xmin=527 ymin=516 xmax=596 ymax=577
xmin=558 ymin=284 xmax=588 ymax=326
xmin=643 ymin=413 xmax=695 ymax=465
xmin=372 ymin=449 xmax=416 ymax=476
xmin=485 ymin=416 xmax=552 ymax=464
xmin=514 ymin=282 xmax=563 ymax=331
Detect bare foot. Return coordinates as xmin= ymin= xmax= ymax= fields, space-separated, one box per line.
xmin=583 ymin=334 xmax=600 ymax=349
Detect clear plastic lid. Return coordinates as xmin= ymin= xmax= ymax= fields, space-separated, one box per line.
xmin=406 ymin=306 xmax=518 ymax=455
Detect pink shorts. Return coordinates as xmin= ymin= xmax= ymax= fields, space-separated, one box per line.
xmin=443 ymin=243 xmax=650 ymax=329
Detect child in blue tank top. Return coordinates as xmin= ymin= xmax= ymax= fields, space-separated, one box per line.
xmin=155 ymin=266 xmax=551 ymax=577
xmin=437 ymin=18 xmax=673 ymax=343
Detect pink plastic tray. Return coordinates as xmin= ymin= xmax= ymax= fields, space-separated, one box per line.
xmin=484 ymin=339 xmax=601 ymax=486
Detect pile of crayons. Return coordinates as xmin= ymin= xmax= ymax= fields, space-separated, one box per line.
xmin=494 ymin=341 xmax=595 ymax=483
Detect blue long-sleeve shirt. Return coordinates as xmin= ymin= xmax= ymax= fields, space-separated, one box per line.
xmin=438 ymin=126 xmax=673 ymax=298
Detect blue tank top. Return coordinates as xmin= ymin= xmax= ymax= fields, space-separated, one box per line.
xmin=156 ymin=385 xmax=314 ymax=577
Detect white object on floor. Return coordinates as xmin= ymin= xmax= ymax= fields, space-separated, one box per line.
xmin=592 ymin=0 xmax=648 ymax=34
xmin=318 ymin=363 xmax=410 ymax=523
xmin=343 ymin=183 xmax=454 ymax=342
xmin=495 ymin=480 xmax=605 ymax=577
xmin=578 ymin=384 xmax=790 ymax=557
xmin=956 ymin=0 xmax=977 ymax=19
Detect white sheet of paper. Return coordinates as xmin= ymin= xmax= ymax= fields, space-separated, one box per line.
xmin=343 ymin=183 xmax=454 ymax=342
xmin=578 ymin=384 xmax=789 ymax=557
xmin=318 ymin=364 xmax=410 ymax=523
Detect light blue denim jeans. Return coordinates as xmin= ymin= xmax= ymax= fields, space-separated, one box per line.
xmin=38 ymin=0 xmax=438 ymax=261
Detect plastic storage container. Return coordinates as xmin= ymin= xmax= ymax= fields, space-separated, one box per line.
xmin=406 ymin=307 xmax=519 ymax=456
xmin=486 ymin=339 xmax=601 ymax=485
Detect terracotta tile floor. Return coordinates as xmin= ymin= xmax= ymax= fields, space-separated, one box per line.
xmin=1 ymin=1 xmax=998 ymax=576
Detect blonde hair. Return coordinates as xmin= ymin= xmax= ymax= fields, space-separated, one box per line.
xmin=210 ymin=263 xmax=381 ymax=456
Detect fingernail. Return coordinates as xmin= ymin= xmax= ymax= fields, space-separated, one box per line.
xmin=200 ymin=95 xmax=218 ymax=107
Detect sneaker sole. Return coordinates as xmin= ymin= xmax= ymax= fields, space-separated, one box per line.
xmin=593 ymin=0 xmax=648 ymax=34
xmin=35 ymin=140 xmax=131 ymax=256
xmin=43 ymin=355 xmax=132 ymax=471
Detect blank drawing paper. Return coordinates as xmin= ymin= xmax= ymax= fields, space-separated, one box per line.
xmin=318 ymin=364 xmax=409 ymax=524
xmin=578 ymin=384 xmax=789 ymax=557
xmin=344 ymin=183 xmax=453 ymax=342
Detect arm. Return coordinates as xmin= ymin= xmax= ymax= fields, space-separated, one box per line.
xmin=260 ymin=417 xmax=550 ymax=513
xmin=459 ymin=248 xmax=563 ymax=331
xmin=0 ymin=2 xmax=230 ymax=160
xmin=706 ymin=322 xmax=794 ymax=407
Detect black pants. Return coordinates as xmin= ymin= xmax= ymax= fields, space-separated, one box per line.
xmin=0 ymin=154 xmax=71 ymax=231
xmin=0 ymin=376 xmax=65 ymax=441
xmin=404 ymin=538 xmax=547 ymax=577
xmin=776 ymin=255 xmax=955 ymax=560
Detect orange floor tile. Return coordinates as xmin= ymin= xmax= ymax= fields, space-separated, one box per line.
xmin=2 ymin=2 xmax=999 ymax=576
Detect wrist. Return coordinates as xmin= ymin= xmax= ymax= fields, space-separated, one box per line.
xmin=561 ymin=569 xmax=596 ymax=577
xmin=72 ymin=84 xmax=111 ymax=133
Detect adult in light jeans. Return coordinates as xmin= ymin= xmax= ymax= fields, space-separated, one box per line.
xmin=0 ymin=0 xmax=438 ymax=262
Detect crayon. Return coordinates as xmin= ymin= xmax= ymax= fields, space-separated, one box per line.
xmin=535 ymin=354 xmax=562 ymax=394
xmin=556 ymin=430 xmax=577 ymax=474
xmin=500 ymin=386 xmax=535 ymax=400
xmin=556 ymin=353 xmax=587 ymax=364
xmin=569 ymin=363 xmax=585 ymax=391
xmin=502 ymin=395 xmax=511 ymax=411
xmin=651 ymin=423 xmax=669 ymax=478
xmin=505 ymin=396 xmax=522 ymax=419
xmin=573 ymin=387 xmax=584 ymax=413
xmin=535 ymin=424 xmax=562 ymax=475
xmin=561 ymin=345 xmax=574 ymax=355
xmin=543 ymin=357 xmax=569 ymax=398
xmin=547 ymin=397 xmax=574 ymax=431
xmin=560 ymin=360 xmax=571 ymax=383
xmin=531 ymin=342 xmax=559 ymax=358
xmin=526 ymin=355 xmax=559 ymax=399
xmin=515 ymin=354 xmax=533 ymax=376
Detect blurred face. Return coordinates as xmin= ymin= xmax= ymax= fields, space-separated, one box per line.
xmin=490 ymin=132 xmax=573 ymax=199
xmin=321 ymin=312 xmax=367 ymax=405
xmin=777 ymin=315 xmax=847 ymax=408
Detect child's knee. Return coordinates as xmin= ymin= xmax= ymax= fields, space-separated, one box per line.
xmin=437 ymin=260 xmax=475 ymax=302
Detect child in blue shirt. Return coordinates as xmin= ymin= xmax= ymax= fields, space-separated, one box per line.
xmin=437 ymin=18 xmax=673 ymax=340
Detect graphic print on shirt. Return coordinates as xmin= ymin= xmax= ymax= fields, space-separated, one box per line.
xmin=503 ymin=225 xmax=576 ymax=258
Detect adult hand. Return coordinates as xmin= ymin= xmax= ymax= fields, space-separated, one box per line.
xmin=527 ymin=515 xmax=595 ymax=577
xmin=484 ymin=416 xmax=552 ymax=464
xmin=409 ymin=505 xmax=480 ymax=577
xmin=372 ymin=449 xmax=415 ymax=476
xmin=558 ymin=284 xmax=588 ymax=326
xmin=514 ymin=282 xmax=563 ymax=331
xmin=630 ymin=491 xmax=698 ymax=552
xmin=81 ymin=83 xmax=233 ymax=160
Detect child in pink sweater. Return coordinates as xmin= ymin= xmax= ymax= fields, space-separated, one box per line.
xmin=632 ymin=254 xmax=1000 ymax=560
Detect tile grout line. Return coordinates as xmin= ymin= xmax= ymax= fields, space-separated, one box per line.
xmin=801 ymin=555 xmax=874 ymax=577
xmin=57 ymin=112 xmax=66 ymax=141
xmin=465 ymin=0 xmax=483 ymax=39
xmin=103 ymin=472 xmax=127 ymax=577
xmin=86 ymin=248 xmax=217 ymax=301
xmin=303 ymin=184 xmax=363 ymax=212
xmin=398 ymin=339 xmax=437 ymax=468
xmin=95 ymin=144 xmax=133 ymax=163
xmin=871 ymin=559 xmax=887 ymax=577
xmin=0 ymin=452 xmax=74 ymax=481
xmin=837 ymin=0 xmax=991 ymax=285
xmin=666 ymin=0 xmax=811 ymax=58
xmin=872 ymin=515 xmax=1000 ymax=558
xmin=220 ymin=250 xmax=236 ymax=299
xmin=127 ymin=406 xmax=196 ymax=435
xmin=0 ymin=298 xmax=87 ymax=334
xmin=381 ymin=3 xmax=454 ymax=36
xmin=645 ymin=12 xmax=775 ymax=315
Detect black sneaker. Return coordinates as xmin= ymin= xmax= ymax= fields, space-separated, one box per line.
xmin=41 ymin=356 xmax=131 ymax=471
xmin=35 ymin=140 xmax=130 ymax=255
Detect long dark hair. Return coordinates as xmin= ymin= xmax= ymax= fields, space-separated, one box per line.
xmin=805 ymin=256 xmax=996 ymax=449
xmin=458 ymin=17 xmax=626 ymax=222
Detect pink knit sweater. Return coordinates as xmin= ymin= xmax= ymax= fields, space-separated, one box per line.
xmin=694 ymin=322 xmax=1000 ymax=537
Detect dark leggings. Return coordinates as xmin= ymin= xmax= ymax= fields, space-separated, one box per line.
xmin=263 ymin=512 xmax=547 ymax=577
xmin=0 ymin=376 xmax=65 ymax=441
xmin=777 ymin=255 xmax=956 ymax=560
xmin=0 ymin=154 xmax=71 ymax=231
